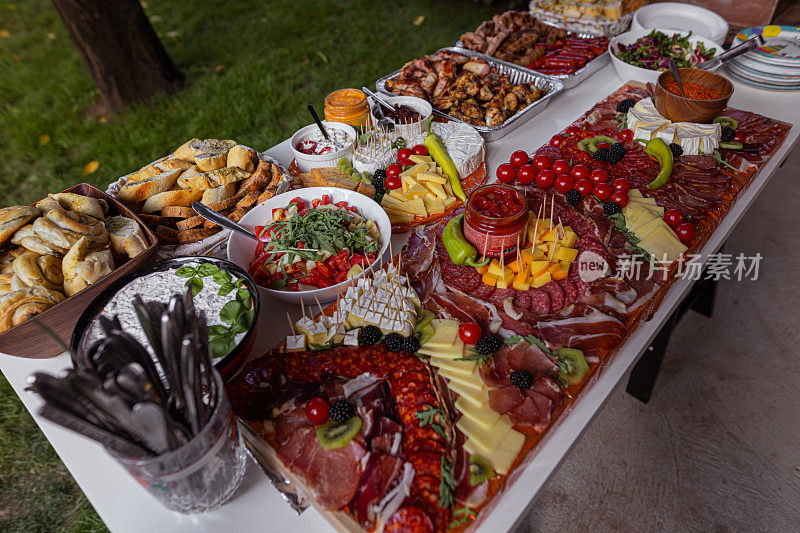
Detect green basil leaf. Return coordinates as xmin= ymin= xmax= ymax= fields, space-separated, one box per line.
xmin=175 ymin=266 xmax=197 ymax=278
xmin=212 ymin=270 xmax=232 ymax=285
xmin=207 ymin=325 xmax=229 ymax=336
xmin=210 ymin=335 xmax=235 ymax=359
xmin=237 ymin=279 xmax=247 ymax=289
xmin=217 ymin=282 xmax=235 ymax=296
xmin=230 ymin=320 xmax=248 ymax=334
xmin=185 ymin=277 xmax=203 ymax=296
xmin=197 ymin=263 xmax=220 ymax=277
xmin=236 ymin=287 xmax=251 ymax=308
xmin=220 ymin=300 xmax=244 ymax=324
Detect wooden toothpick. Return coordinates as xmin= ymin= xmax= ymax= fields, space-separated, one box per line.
xmin=286 ymin=312 xmax=296 ymax=335
xmin=300 ymin=298 xmax=306 ymax=320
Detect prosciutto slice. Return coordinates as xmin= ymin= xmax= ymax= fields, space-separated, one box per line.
xmin=306 ymin=439 xmax=367 ymax=510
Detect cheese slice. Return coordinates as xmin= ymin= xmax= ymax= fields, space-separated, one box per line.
xmin=449 ymin=380 xmax=489 ymax=409
xmin=409 ymin=154 xmax=433 ymax=164
xmin=456 ymin=397 xmax=501 ymax=430
xmin=423 ymin=319 xmax=459 ymax=346
xmin=430 ymin=356 xmax=476 ymax=376
xmin=464 ymin=427 xmax=525 ymax=475
xmin=438 ymin=366 xmax=483 ymax=391
xmin=637 ymin=226 xmax=687 ymax=264
xmin=628 ymin=196 xmax=657 ymax=207
xmin=628 ymin=210 xmax=658 ymax=233
xmin=417 ymin=171 xmax=447 ymax=184
xmin=633 ymin=217 xmax=664 ymax=241
xmin=419 ymin=340 xmax=465 ymax=360
xmin=457 ymin=414 xmax=513 ymax=452
xmin=628 ymin=189 xmax=644 ymax=199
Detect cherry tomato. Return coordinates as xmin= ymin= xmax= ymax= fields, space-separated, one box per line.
xmin=612 ymin=178 xmax=631 ymax=193
xmin=532 ymin=154 xmax=552 ymax=170
xmin=554 ymin=175 xmax=573 ymax=194
xmin=458 ymin=322 xmax=482 ymax=344
xmin=551 ymin=159 xmax=571 ymax=175
xmin=385 ymin=175 xmax=402 ymax=190
xmin=675 ymin=222 xmax=696 ymax=243
xmin=517 ymin=164 xmax=536 ymax=185
xmin=305 ymin=397 xmax=329 ymax=424
xmin=664 ymin=208 xmax=685 ymax=228
xmin=596 ymin=142 xmax=611 ymax=151
xmin=386 ymin=164 xmax=402 ymax=178
xmin=733 ymin=130 xmax=746 ymax=143
xmin=609 ymin=191 xmax=629 ymax=207
xmin=618 ymin=129 xmax=634 ymax=143
xmin=535 ymin=169 xmax=555 ymax=189
xmin=397 ymin=147 xmax=413 ymax=165
xmin=411 ymin=144 xmax=428 ymax=156
xmin=509 ymin=150 xmax=530 ymax=168
xmin=570 ymin=164 xmax=590 ymax=181
xmin=564 ymin=125 xmax=580 ymax=135
xmin=574 ymin=179 xmax=593 ymax=197
xmin=549 ymin=134 xmax=565 ymax=147
xmin=496 ymin=163 xmax=517 ymax=183
xmin=589 ymin=168 xmax=609 ymax=184
xmin=593 ymin=182 xmax=612 ymax=201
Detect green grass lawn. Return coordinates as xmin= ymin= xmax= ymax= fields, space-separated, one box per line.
xmin=0 ymin=0 xmax=507 ymax=529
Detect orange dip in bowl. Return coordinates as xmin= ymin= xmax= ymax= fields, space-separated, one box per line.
xmin=663 ymin=81 xmax=723 ymax=100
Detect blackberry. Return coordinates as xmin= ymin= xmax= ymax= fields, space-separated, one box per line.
xmin=603 ymin=201 xmax=622 ymax=216
xmin=565 ymin=190 xmax=582 ymax=205
xmin=475 ymin=334 xmax=502 ymax=356
xmin=721 ymin=127 xmax=735 ymax=142
xmin=401 ymin=336 xmax=420 ymax=353
xmin=329 ymin=400 xmax=355 ymax=423
xmin=609 ymin=142 xmax=627 ymax=157
xmin=509 ymin=370 xmax=533 ymax=390
xmin=372 ymin=169 xmax=387 ymax=195
xmin=669 ymin=143 xmax=684 ymax=157
xmin=616 ymin=98 xmax=636 ymax=113
xmin=384 ymin=333 xmax=404 ymax=352
xmin=359 ymin=325 xmax=382 ymax=346
xmin=593 ymin=147 xmax=610 ymax=161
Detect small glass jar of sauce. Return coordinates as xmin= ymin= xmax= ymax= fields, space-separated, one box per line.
xmin=463 ymin=184 xmax=528 ymax=259
xmin=324 ymin=89 xmax=370 ymax=128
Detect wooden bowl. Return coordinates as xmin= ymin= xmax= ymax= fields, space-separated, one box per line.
xmin=0 ymin=184 xmax=159 ymax=358
xmin=653 ymin=68 xmax=733 ymax=124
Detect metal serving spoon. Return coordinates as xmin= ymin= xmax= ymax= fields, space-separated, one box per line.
xmin=191 ymin=202 xmax=257 ymax=240
xmin=362 ymin=86 xmax=396 ymax=131
xmin=668 ymin=59 xmax=686 ymax=97
xmin=697 ymin=35 xmax=766 ymax=71
xmin=306 ymin=104 xmax=330 ymax=141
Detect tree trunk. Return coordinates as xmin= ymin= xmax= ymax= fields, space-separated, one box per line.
xmin=52 ymin=0 xmax=184 ymax=111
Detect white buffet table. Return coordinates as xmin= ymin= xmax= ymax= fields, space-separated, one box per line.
xmin=1 ymin=68 xmax=798 ymax=533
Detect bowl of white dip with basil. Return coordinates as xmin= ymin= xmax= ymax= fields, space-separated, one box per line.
xmin=71 ymin=257 xmax=260 ymax=379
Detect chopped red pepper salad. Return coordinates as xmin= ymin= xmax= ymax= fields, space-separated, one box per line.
xmin=249 ymin=195 xmax=381 ymax=290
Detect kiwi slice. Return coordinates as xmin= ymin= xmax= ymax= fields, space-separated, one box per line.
xmin=577 ymin=138 xmax=594 ymax=152
xmin=316 ymin=416 xmax=362 ymax=450
xmin=713 ymin=116 xmax=738 ymax=129
xmin=588 ymin=135 xmax=618 ymax=151
xmin=469 ymin=455 xmax=494 ymax=486
xmin=719 ymin=141 xmax=743 ymax=150
xmin=555 ymin=347 xmax=589 ymax=385
xmin=418 ymin=324 xmax=435 ymax=345
xmin=414 ymin=309 xmax=435 ymax=333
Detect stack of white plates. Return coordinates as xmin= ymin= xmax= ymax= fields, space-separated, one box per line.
xmin=725 ymin=25 xmax=800 ymax=91
xmin=631 ymin=2 xmax=728 ymax=45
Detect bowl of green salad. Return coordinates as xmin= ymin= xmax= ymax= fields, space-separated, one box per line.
xmin=609 ymin=28 xmax=719 ymax=84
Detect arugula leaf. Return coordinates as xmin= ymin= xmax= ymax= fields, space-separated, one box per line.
xmin=455 ymin=348 xmax=492 ymax=365
xmin=438 ymin=458 xmax=456 ymax=509
xmin=220 ymin=300 xmax=244 ymax=324
xmin=449 ymin=507 xmax=477 ymax=529
xmin=175 ymin=266 xmax=196 ymax=278
xmin=185 ymin=277 xmax=203 ymax=296
xmin=416 ymin=405 xmax=447 ymax=440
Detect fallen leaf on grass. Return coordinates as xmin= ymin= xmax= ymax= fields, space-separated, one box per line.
xmin=39 ymin=134 xmax=50 ymax=146
xmin=47 ymin=32 xmax=55 ymax=39
xmin=214 ymin=64 xmax=225 ymax=72
xmin=413 ymin=15 xmax=425 ymax=26
xmin=98 ymin=117 xmax=108 ymax=123
xmin=13 ymin=54 xmax=20 ymax=62
xmin=83 ymin=161 xmax=99 ymax=175
xmin=0 ymin=30 xmax=10 ymax=38
xmin=316 ymin=51 xmax=328 ymax=64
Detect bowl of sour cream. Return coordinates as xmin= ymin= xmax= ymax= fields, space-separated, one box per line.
xmin=290 ymin=121 xmax=357 ymax=173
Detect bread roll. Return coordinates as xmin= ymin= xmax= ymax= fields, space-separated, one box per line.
xmin=0 ymin=206 xmax=41 ymax=245
xmin=201 ymin=183 xmax=236 ymax=206
xmin=177 ymin=173 xmax=213 ymax=190
xmin=194 ymin=152 xmax=227 ymax=172
xmin=227 ymin=145 xmax=256 ymax=173
xmin=122 ymin=164 xmax=161 ymax=183
xmin=207 ymin=167 xmax=249 ymax=185
xmin=49 ymin=193 xmax=105 ymax=220
xmin=172 ymin=138 xmax=201 ymax=160
xmin=155 ymin=157 xmax=194 ymax=172
xmin=142 ymin=189 xmax=204 ymax=214
xmin=104 ymin=215 xmax=148 ymax=258
xmin=116 ymin=169 xmax=181 ymax=203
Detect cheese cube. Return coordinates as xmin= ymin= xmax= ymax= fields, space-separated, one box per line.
xmin=530 ymin=260 xmax=550 ymax=277
xmin=285 ymin=334 xmax=306 ymax=352
xmin=481 ymin=272 xmax=498 ymax=287
xmin=424 ymin=181 xmax=448 ymax=200
xmin=495 ymin=268 xmax=514 ymax=290
xmin=409 ymin=154 xmax=433 ymax=164
xmin=540 ymin=228 xmax=557 ymax=242
xmin=343 ymin=330 xmax=359 ymax=346
xmin=449 ymin=381 xmax=489 ymax=409
xmin=507 ymin=259 xmax=523 ymax=273
xmin=558 ymin=228 xmax=578 ymax=248
xmin=443 ymin=197 xmax=457 ymax=208
xmin=554 ymin=247 xmax=578 ymax=262
xmin=531 ymin=270 xmax=552 ymax=288
xmin=487 ymin=259 xmax=504 ymax=277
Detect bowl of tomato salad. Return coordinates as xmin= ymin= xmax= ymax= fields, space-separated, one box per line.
xmin=226 ymin=187 xmax=391 ymax=304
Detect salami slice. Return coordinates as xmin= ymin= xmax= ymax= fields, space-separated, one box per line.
xmin=468 ymin=282 xmax=495 ymax=300
xmin=540 ymin=281 xmax=565 ymax=313
xmin=385 ymin=506 xmax=435 ymax=533
xmin=557 ymin=278 xmax=579 ymax=306
xmin=528 ymin=288 xmax=551 ymax=315
xmin=441 ymin=262 xmax=481 ymax=293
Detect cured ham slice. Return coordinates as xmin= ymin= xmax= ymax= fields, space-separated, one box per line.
xmin=536 ymin=303 xmax=625 ymax=358
xmin=351 ymin=452 xmax=404 ymax=525
xmin=503 ymin=341 xmax=559 ymax=378
xmin=306 ymin=439 xmax=367 ymax=510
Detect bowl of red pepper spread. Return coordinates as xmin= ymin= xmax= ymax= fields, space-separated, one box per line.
xmin=463 ymin=184 xmax=528 ymax=259
xmin=654 ymin=67 xmax=732 ymax=124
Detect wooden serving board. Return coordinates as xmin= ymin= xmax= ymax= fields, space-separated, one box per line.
xmin=0 ymin=183 xmax=159 ymax=358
